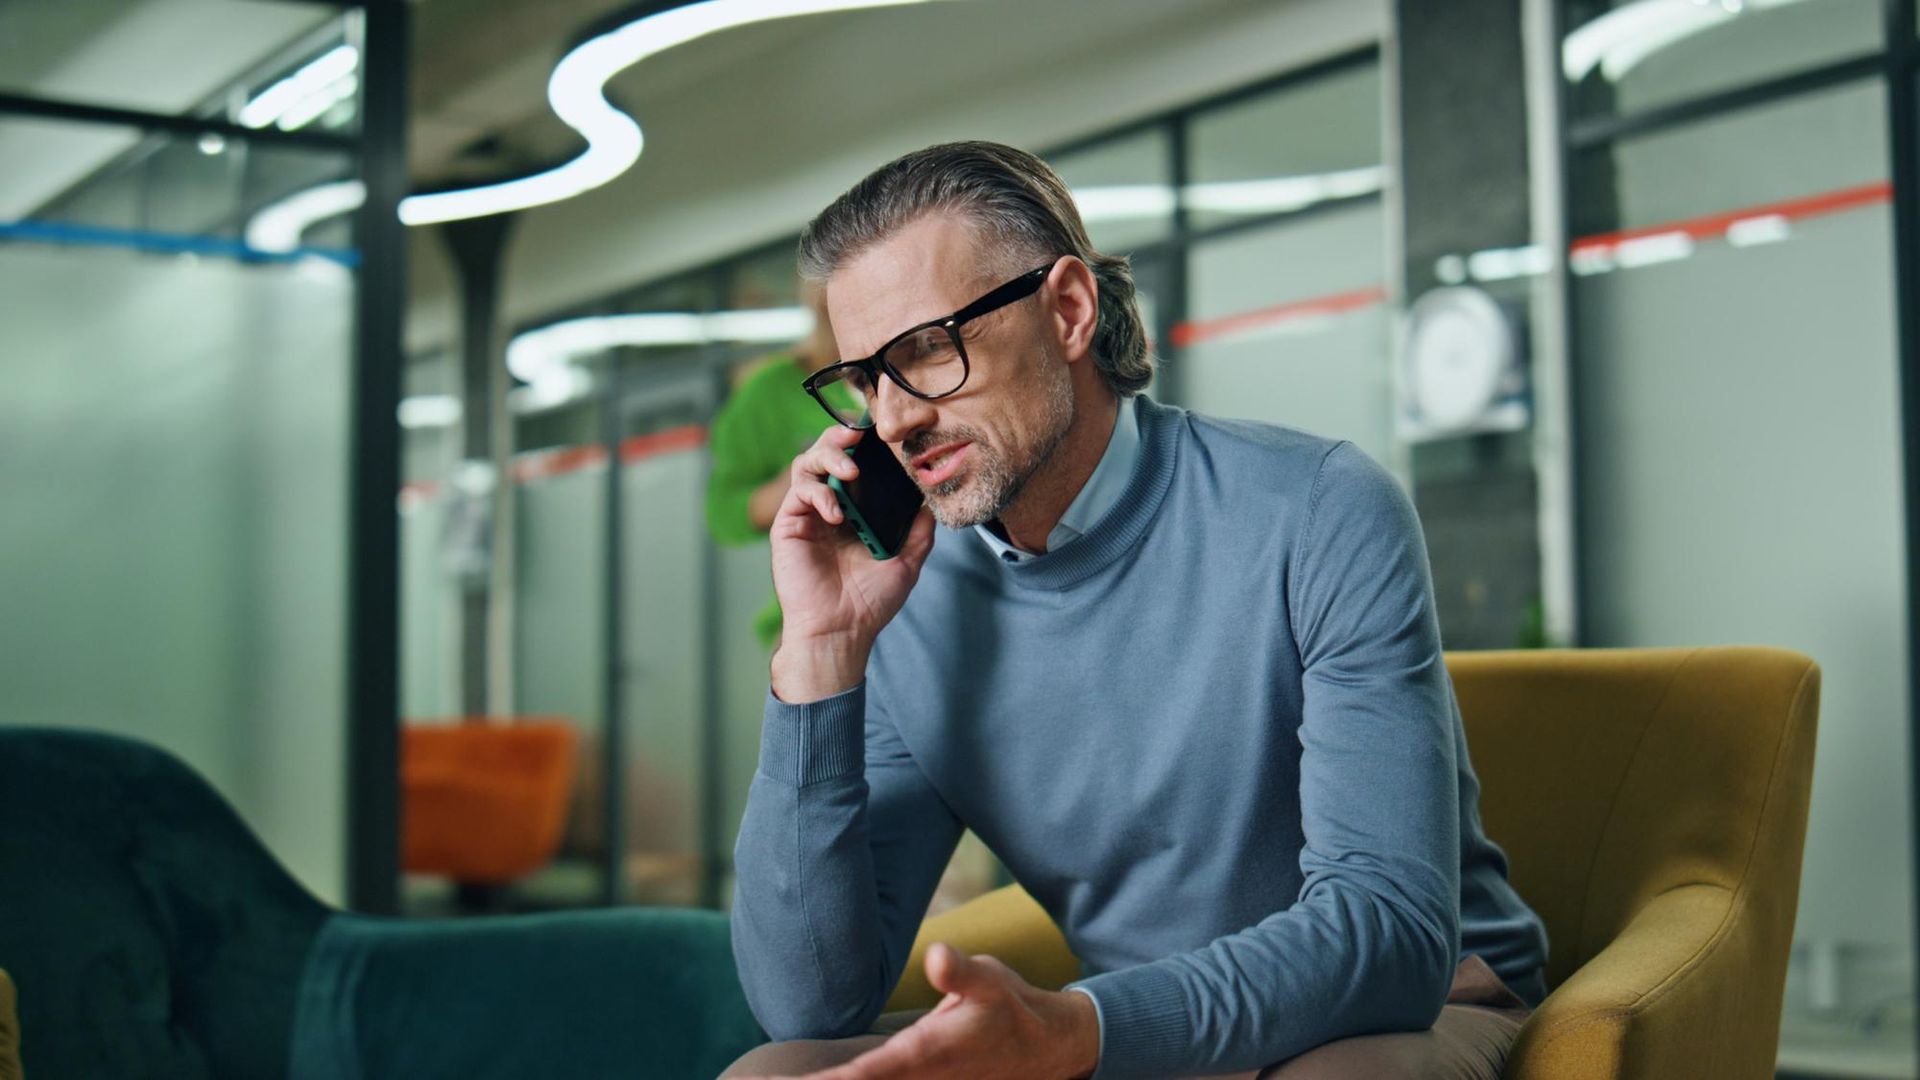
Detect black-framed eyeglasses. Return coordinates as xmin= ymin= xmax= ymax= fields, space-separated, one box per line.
xmin=802 ymin=263 xmax=1055 ymax=429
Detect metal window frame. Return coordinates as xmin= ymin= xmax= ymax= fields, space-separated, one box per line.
xmin=0 ymin=91 xmax=360 ymax=152
xmin=345 ymin=0 xmax=407 ymax=915
xmin=1885 ymin=0 xmax=1920 ymax=1061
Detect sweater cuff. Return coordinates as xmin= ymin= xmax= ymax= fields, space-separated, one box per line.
xmin=758 ymin=683 xmax=866 ymax=787
xmin=1069 ymin=965 xmax=1192 ymax=1079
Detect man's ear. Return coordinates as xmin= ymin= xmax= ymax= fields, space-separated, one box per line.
xmin=1048 ymin=257 xmax=1100 ymax=365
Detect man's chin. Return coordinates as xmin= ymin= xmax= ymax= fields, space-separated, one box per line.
xmin=925 ymin=497 xmax=987 ymax=531
xmin=923 ymin=479 xmax=997 ymax=530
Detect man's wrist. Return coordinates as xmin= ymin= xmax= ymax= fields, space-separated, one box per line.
xmin=770 ymin=633 xmax=872 ymax=703
xmin=1055 ymin=987 xmax=1102 ymax=1079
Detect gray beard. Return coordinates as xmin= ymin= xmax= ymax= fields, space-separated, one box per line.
xmin=921 ymin=354 xmax=1076 ymax=530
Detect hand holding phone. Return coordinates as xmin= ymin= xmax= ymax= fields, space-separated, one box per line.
xmin=827 ymin=427 xmax=926 ymax=560
xmin=767 ymin=425 xmax=935 ymax=702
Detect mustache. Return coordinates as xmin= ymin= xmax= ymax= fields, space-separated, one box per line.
xmin=900 ymin=425 xmax=986 ymax=461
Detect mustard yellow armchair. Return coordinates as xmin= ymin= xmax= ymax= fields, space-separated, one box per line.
xmin=887 ymin=647 xmax=1820 ymax=1080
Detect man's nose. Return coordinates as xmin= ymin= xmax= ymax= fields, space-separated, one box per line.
xmin=870 ymin=374 xmax=935 ymax=446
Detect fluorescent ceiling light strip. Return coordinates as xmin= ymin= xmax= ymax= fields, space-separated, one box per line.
xmin=1613 ymin=230 xmax=1693 ymax=268
xmin=510 ymin=367 xmax=596 ymax=414
xmin=1071 ymin=167 xmax=1386 ymax=223
xmin=1466 ymin=244 xmax=1552 ymax=282
xmin=1072 ymin=185 xmax=1178 ymax=220
xmin=277 ymin=73 xmax=359 ymax=132
xmin=1180 ymin=166 xmax=1386 ymax=214
xmin=399 ymin=395 xmax=462 ymax=429
xmin=400 ymin=0 xmax=941 ymax=226
xmin=505 ymin=306 xmax=812 ymax=412
xmin=1726 ymin=214 xmax=1791 ymax=247
xmin=1568 ymin=246 xmax=1616 ymax=276
xmin=1562 ymin=0 xmax=1810 ymax=83
xmin=705 ymin=307 xmax=815 ymax=340
xmin=240 ymin=44 xmax=359 ymax=128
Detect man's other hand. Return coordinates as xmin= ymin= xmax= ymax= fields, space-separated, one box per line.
xmin=736 ymin=942 xmax=1101 ymax=1080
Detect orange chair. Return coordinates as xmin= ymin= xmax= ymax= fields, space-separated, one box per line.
xmin=402 ymin=719 xmax=579 ymax=884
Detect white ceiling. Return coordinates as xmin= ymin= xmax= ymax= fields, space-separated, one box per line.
xmin=3 ymin=0 xmax=1237 ymax=209
xmin=0 ymin=0 xmax=334 ymax=218
xmin=0 ymin=0 xmax=1385 ymax=350
xmin=413 ymin=0 xmax=1379 ymax=341
xmin=402 ymin=0 xmax=1268 ymax=184
xmin=0 ymin=0 xmax=1312 ymax=216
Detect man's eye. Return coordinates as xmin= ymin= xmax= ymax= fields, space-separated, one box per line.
xmin=898 ymin=331 xmax=940 ymax=361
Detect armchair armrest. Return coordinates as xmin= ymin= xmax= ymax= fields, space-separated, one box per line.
xmin=0 ymin=969 xmax=19 ymax=1080
xmin=1507 ymin=883 xmax=1771 ymax=1080
xmin=290 ymin=908 xmax=764 ymax=1080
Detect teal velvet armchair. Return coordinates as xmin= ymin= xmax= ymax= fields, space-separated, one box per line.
xmin=0 ymin=728 xmax=765 ymax=1079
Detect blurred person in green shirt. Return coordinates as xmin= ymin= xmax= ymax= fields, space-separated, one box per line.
xmin=705 ymin=280 xmax=854 ymax=647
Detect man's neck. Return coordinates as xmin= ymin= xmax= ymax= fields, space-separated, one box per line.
xmin=997 ymin=389 xmax=1119 ymax=554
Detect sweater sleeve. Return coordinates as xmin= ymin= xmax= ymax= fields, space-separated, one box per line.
xmin=730 ymin=682 xmax=965 ymax=1040
xmin=1069 ymin=441 xmax=1461 ymax=1078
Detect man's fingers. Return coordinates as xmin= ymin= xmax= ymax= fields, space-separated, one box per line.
xmin=780 ymin=475 xmax=843 ymax=526
xmin=925 ymin=942 xmax=982 ymax=997
xmin=808 ymin=1022 xmax=941 ymax=1080
xmin=793 ymin=446 xmax=857 ymax=486
xmin=925 ymin=941 xmax=958 ymax=992
xmin=805 ymin=481 xmax=844 ymax=525
xmin=802 ymin=422 xmax=863 ymax=472
xmin=820 ymin=423 xmax=864 ymax=449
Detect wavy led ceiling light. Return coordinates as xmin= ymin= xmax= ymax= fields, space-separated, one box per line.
xmin=247 ymin=0 xmax=944 ymax=250
xmin=401 ymin=0 xmax=943 ymax=226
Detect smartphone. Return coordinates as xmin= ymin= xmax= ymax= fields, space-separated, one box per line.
xmin=827 ymin=428 xmax=925 ymax=560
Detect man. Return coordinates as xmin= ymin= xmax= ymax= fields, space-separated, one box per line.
xmin=705 ymin=278 xmax=851 ymax=648
xmin=724 ymin=141 xmax=1548 ymax=1080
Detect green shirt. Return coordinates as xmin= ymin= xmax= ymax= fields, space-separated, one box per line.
xmin=704 ymin=353 xmax=847 ymax=647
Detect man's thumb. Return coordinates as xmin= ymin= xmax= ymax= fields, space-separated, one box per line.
xmin=925 ymin=942 xmax=980 ymax=996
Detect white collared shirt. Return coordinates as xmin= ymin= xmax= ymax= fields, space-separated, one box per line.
xmin=973 ymin=396 xmax=1140 ymax=564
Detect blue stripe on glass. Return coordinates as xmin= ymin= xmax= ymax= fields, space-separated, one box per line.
xmin=0 ymin=219 xmax=360 ymax=268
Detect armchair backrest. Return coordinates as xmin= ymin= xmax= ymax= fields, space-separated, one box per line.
xmin=1449 ymin=647 xmax=1818 ymax=991
xmin=0 ymin=729 xmax=327 ymax=1079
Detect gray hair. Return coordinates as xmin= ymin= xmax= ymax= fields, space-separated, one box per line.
xmin=796 ymin=140 xmax=1154 ymax=397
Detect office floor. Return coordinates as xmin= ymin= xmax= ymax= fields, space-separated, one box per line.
xmin=1776 ymin=998 xmax=1917 ymax=1079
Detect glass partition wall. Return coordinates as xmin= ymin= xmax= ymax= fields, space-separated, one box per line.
xmin=1562 ymin=1 xmax=1920 ymax=1073
xmin=0 ymin=1 xmax=406 ymax=910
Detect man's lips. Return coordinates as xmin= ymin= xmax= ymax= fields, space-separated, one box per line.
xmin=911 ymin=441 xmax=971 ymax=486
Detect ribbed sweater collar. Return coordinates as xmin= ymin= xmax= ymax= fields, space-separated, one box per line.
xmin=993 ymin=394 xmax=1182 ymax=591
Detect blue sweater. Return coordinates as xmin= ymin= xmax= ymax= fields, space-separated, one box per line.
xmin=731 ymin=397 xmax=1548 ymax=1078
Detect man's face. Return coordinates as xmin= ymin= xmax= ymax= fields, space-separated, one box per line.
xmin=827 ymin=213 xmax=1075 ymax=529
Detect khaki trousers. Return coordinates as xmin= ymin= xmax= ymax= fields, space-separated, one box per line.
xmin=722 ymin=954 xmax=1532 ymax=1079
